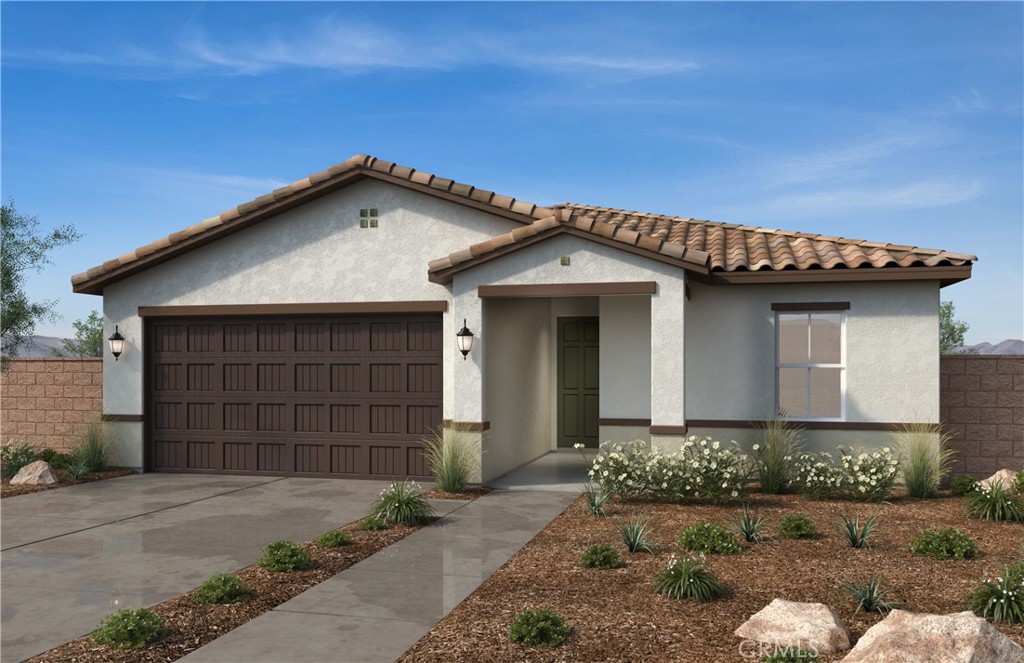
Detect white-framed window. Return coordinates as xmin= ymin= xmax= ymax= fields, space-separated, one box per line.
xmin=775 ymin=308 xmax=846 ymax=420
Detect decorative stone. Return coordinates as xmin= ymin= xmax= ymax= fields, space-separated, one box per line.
xmin=979 ymin=468 xmax=1019 ymax=491
xmin=734 ymin=598 xmax=851 ymax=655
xmin=842 ymin=610 xmax=1024 ymax=663
xmin=10 ymin=460 xmax=58 ymax=486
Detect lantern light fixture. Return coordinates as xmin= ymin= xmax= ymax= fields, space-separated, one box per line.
xmin=108 ymin=326 xmax=125 ymax=361
xmin=455 ymin=319 xmax=474 ymax=359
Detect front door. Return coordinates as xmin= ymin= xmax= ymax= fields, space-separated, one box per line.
xmin=557 ymin=317 xmax=599 ymax=448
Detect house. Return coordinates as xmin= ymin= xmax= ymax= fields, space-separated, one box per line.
xmin=72 ymin=155 xmax=976 ymax=482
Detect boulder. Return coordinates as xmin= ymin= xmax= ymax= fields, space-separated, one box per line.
xmin=842 ymin=610 xmax=1024 ymax=663
xmin=735 ymin=598 xmax=851 ymax=655
xmin=979 ymin=468 xmax=1019 ymax=491
xmin=10 ymin=460 xmax=58 ymax=486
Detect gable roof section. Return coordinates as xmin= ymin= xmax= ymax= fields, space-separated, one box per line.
xmin=73 ymin=154 xmax=976 ymax=294
xmin=428 ymin=203 xmax=975 ymax=286
xmin=71 ymin=154 xmax=555 ymax=295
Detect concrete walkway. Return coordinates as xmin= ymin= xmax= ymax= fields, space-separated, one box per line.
xmin=180 ymin=488 xmax=576 ymax=663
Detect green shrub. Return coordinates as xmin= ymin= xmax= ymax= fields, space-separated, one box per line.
xmin=256 ymin=540 xmax=313 ymax=572
xmin=369 ymin=480 xmax=434 ymax=526
xmin=951 ymin=474 xmax=979 ymax=496
xmin=34 ymin=447 xmax=58 ymax=463
xmin=48 ymin=451 xmax=74 ymax=470
xmin=1013 ymin=472 xmax=1024 ymax=495
xmin=90 ymin=608 xmax=168 ymax=649
xmin=895 ymin=424 xmax=955 ymax=498
xmin=839 ymin=513 xmax=877 ymax=549
xmin=736 ymin=503 xmax=767 ymax=543
xmin=582 ymin=482 xmax=611 ymax=516
xmin=508 ymin=609 xmax=570 ymax=647
xmin=194 ymin=574 xmax=251 ymax=604
xmin=620 ymin=515 xmax=656 ymax=553
xmin=752 ymin=415 xmax=803 ymax=494
xmin=761 ymin=647 xmax=822 ymax=663
xmin=421 ymin=424 xmax=477 ymax=493
xmin=653 ymin=553 xmax=727 ymax=602
xmin=779 ymin=514 xmax=818 ymax=539
xmin=966 ymin=562 xmax=1024 ymax=624
xmin=316 ymin=530 xmax=353 ymax=548
xmin=70 ymin=422 xmax=111 ymax=472
xmin=909 ymin=528 xmax=978 ymax=560
xmin=842 ymin=576 xmax=902 ymax=615
xmin=966 ymin=480 xmax=1024 ymax=522
xmin=357 ymin=516 xmax=389 ymax=531
xmin=580 ymin=544 xmax=622 ymax=569
xmin=677 ymin=521 xmax=741 ymax=555
xmin=1 ymin=441 xmax=37 ymax=479
xmin=63 ymin=462 xmax=91 ymax=480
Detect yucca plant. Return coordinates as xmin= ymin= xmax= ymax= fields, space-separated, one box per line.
xmin=752 ymin=414 xmax=804 ymax=494
xmin=620 ymin=515 xmax=656 ymax=554
xmin=894 ymin=423 xmax=955 ymax=498
xmin=736 ymin=503 xmax=767 ymax=542
xmin=839 ymin=513 xmax=878 ymax=549
xmin=966 ymin=480 xmax=1024 ymax=522
xmin=966 ymin=562 xmax=1024 ymax=624
xmin=841 ymin=576 xmax=902 ymax=615
xmin=653 ymin=553 xmax=727 ymax=601
xmin=369 ymin=480 xmax=435 ymax=525
xmin=582 ymin=482 xmax=611 ymax=516
xmin=421 ymin=424 xmax=477 ymax=494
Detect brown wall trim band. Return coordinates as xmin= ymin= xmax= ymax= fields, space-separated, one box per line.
xmin=771 ymin=302 xmax=850 ymax=312
xmin=649 ymin=425 xmax=688 ymax=435
xmin=599 ymin=418 xmax=652 ymax=427
xmin=440 ymin=419 xmax=491 ymax=431
xmin=139 ymin=301 xmax=449 ymax=317
xmin=479 ymin=282 xmax=657 ymax=298
xmin=685 ymin=419 xmax=936 ymax=431
xmin=101 ymin=414 xmax=144 ymax=423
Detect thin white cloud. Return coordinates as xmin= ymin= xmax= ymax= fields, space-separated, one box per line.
xmin=125 ymin=166 xmax=288 ymax=199
xmin=764 ymin=178 xmax=982 ymax=214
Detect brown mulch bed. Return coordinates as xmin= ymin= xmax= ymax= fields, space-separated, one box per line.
xmin=1 ymin=468 xmax=137 ymax=499
xmin=400 ymin=491 xmax=1024 ymax=663
xmin=422 ymin=486 xmax=492 ymax=501
xmin=27 ymin=520 xmax=424 ymax=663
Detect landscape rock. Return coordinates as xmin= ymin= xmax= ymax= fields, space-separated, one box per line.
xmin=841 ymin=610 xmax=1024 ymax=663
xmin=979 ymin=468 xmax=1019 ymax=491
xmin=734 ymin=598 xmax=851 ymax=655
xmin=10 ymin=460 xmax=58 ymax=486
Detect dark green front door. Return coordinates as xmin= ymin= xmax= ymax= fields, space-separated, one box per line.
xmin=557 ymin=317 xmax=599 ymax=448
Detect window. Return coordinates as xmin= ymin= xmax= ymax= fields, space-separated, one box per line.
xmin=776 ymin=311 xmax=844 ymax=419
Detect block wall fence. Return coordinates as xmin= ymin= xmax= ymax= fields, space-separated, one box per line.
xmin=0 ymin=358 xmax=103 ymax=452
xmin=0 ymin=355 xmax=1021 ymax=477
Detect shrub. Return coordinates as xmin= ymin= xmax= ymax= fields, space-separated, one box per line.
xmin=90 ymin=608 xmax=167 ymax=649
xmin=257 ymin=540 xmax=313 ymax=572
xmin=194 ymin=573 xmax=251 ymax=604
xmin=421 ymin=424 xmax=476 ymax=493
xmin=837 ymin=446 xmax=900 ymax=502
xmin=793 ymin=452 xmax=843 ymax=500
xmin=508 ymin=609 xmax=570 ymax=647
xmin=580 ymin=544 xmax=622 ymax=569
xmin=842 ymin=576 xmax=901 ymax=615
xmin=760 ymin=647 xmax=822 ymax=663
xmin=839 ymin=513 xmax=877 ymax=549
xmin=752 ymin=415 xmax=803 ymax=494
xmin=1 ymin=441 xmax=37 ymax=479
xmin=951 ymin=474 xmax=979 ymax=496
xmin=70 ymin=421 xmax=111 ymax=472
xmin=966 ymin=480 xmax=1024 ymax=522
xmin=678 ymin=521 xmax=741 ymax=555
xmin=736 ymin=503 xmax=767 ymax=542
xmin=589 ymin=440 xmax=649 ymax=498
xmin=909 ymin=528 xmax=977 ymax=561
xmin=34 ymin=447 xmax=58 ymax=463
xmin=48 ymin=451 xmax=74 ymax=470
xmin=895 ymin=424 xmax=955 ymax=498
xmin=620 ymin=515 xmax=656 ymax=553
xmin=779 ymin=515 xmax=817 ymax=539
xmin=369 ymin=480 xmax=434 ymax=526
xmin=316 ymin=530 xmax=353 ymax=548
xmin=1014 ymin=472 xmax=1024 ymax=495
xmin=674 ymin=436 xmax=748 ymax=502
xmin=357 ymin=516 xmax=389 ymax=531
xmin=582 ymin=482 xmax=611 ymax=516
xmin=63 ymin=462 xmax=91 ymax=480
xmin=653 ymin=553 xmax=727 ymax=601
xmin=966 ymin=562 xmax=1024 ymax=624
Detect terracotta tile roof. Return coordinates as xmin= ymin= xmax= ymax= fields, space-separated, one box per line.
xmin=72 ymin=154 xmax=976 ymax=294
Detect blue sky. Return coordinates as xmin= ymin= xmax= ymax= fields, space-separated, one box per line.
xmin=2 ymin=1 xmax=1021 ymax=344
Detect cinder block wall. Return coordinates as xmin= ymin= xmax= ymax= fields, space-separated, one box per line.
xmin=940 ymin=355 xmax=1024 ymax=477
xmin=0 ymin=358 xmax=103 ymax=452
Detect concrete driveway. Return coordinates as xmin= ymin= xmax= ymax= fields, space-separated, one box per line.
xmin=0 ymin=473 xmax=393 ymax=663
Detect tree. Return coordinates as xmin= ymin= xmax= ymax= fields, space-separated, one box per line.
xmin=939 ymin=300 xmax=972 ymax=354
xmin=1 ymin=200 xmax=81 ymax=369
xmin=52 ymin=310 xmax=104 ymax=357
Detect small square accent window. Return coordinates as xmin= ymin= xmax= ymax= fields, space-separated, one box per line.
xmin=560 ymin=256 xmax=571 ymax=266
xmin=369 ymin=218 xmax=378 ymax=228
xmin=359 ymin=209 xmax=368 ymax=218
xmin=359 ymin=219 xmax=368 ymax=228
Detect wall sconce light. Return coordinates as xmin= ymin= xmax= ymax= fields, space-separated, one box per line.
xmin=456 ymin=319 xmax=474 ymax=359
xmin=108 ymin=326 xmax=125 ymax=361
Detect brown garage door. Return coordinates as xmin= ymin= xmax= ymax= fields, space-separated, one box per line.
xmin=145 ymin=314 xmax=442 ymax=479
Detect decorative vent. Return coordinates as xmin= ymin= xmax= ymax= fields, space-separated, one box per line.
xmin=359 ymin=208 xmax=379 ymax=228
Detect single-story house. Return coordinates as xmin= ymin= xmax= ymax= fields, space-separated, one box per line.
xmin=72 ymin=154 xmax=976 ymax=483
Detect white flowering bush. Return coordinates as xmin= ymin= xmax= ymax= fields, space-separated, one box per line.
xmin=589 ymin=437 xmax=748 ymax=503
xmin=793 ymin=447 xmax=900 ymax=502
xmin=793 ymin=452 xmax=844 ymax=500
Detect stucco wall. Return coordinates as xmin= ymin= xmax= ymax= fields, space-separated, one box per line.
xmin=684 ymin=280 xmax=941 ymax=424
xmin=482 ymin=298 xmax=553 ymax=481
xmin=599 ymin=296 xmax=652 ymax=420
